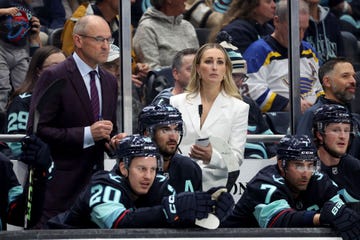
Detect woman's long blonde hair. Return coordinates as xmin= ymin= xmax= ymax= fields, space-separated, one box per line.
xmin=186 ymin=43 xmax=242 ymax=100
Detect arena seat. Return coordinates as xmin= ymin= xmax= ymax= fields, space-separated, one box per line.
xmin=47 ymin=27 xmax=63 ymax=48
xmin=144 ymin=67 xmax=174 ymax=105
xmin=263 ymin=112 xmax=290 ymax=134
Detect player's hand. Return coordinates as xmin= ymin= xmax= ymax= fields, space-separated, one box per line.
xmin=320 ymin=200 xmax=360 ymax=240
xmin=20 ymin=135 xmax=52 ymax=171
xmin=90 ymin=120 xmax=113 ymax=142
xmin=206 ymin=187 xmax=234 ymax=222
xmin=162 ymin=192 xmax=215 ymax=223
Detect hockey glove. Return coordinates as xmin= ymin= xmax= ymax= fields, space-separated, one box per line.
xmin=207 ymin=187 xmax=234 ymax=222
xmin=162 ymin=191 xmax=215 ymax=223
xmin=320 ymin=200 xmax=360 ymax=240
xmin=20 ymin=135 xmax=52 ymax=176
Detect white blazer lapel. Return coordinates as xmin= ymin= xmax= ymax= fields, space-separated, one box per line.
xmin=201 ymin=92 xmax=229 ymax=130
xmin=186 ymin=94 xmax=202 ymax=136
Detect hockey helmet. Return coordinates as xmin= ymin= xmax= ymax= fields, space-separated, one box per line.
xmin=277 ymin=135 xmax=319 ymax=169
xmin=116 ymin=134 xmax=162 ymax=170
xmin=313 ymin=104 xmax=353 ymax=133
xmin=138 ymin=104 xmax=183 ymax=137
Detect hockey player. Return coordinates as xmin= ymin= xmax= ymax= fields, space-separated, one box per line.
xmin=47 ymin=135 xmax=234 ymax=229
xmin=0 ymin=135 xmax=53 ymax=230
xmin=313 ymin=104 xmax=360 ymax=203
xmin=223 ymin=135 xmax=360 ymax=240
xmin=138 ymin=104 xmax=202 ymax=192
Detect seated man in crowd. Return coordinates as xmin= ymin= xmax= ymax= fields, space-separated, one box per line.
xmin=243 ymin=0 xmax=323 ymax=113
xmin=48 ymin=135 xmax=233 ymax=229
xmin=223 ymin=135 xmax=360 ymax=240
xmin=151 ymin=48 xmax=197 ymax=106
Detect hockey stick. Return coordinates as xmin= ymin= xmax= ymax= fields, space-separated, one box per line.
xmin=24 ymin=78 xmax=64 ymax=229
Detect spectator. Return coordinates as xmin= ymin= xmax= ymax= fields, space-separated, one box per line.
xmin=151 ymin=48 xmax=197 ymax=106
xmin=296 ymin=57 xmax=360 ymax=159
xmin=243 ymin=0 xmax=323 ymax=113
xmin=47 ymin=135 xmax=234 ymax=229
xmin=6 ymin=46 xmax=66 ymax=159
xmin=26 ymin=15 xmax=121 ymax=228
xmin=209 ymin=0 xmax=276 ymax=54
xmin=138 ymin=104 xmax=202 ymax=192
xmin=0 ymin=135 xmax=53 ymax=230
xmin=218 ymin=32 xmax=276 ymax=159
xmin=61 ymin=0 xmax=119 ymax=57
xmin=313 ymin=104 xmax=360 ymax=203
xmin=138 ymin=0 xmax=223 ymax=29
xmin=0 ymin=0 xmax=42 ymax=114
xmin=133 ymin=0 xmax=199 ymax=69
xmin=304 ymin=0 xmax=345 ymax=64
xmin=223 ymin=135 xmax=360 ymax=240
xmin=320 ymin=0 xmax=360 ymax=38
xmin=31 ymin=0 xmax=66 ymax=42
xmin=170 ymin=43 xmax=249 ymax=191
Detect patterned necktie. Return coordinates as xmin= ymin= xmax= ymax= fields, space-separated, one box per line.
xmin=89 ymin=70 xmax=100 ymax=120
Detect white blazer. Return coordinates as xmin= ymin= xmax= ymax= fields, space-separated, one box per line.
xmin=170 ymin=91 xmax=249 ymax=191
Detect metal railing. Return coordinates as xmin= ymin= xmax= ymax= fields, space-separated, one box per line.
xmin=0 ymin=134 xmax=285 ymax=143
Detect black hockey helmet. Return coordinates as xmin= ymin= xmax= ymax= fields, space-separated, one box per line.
xmin=313 ymin=104 xmax=353 ymax=134
xmin=277 ymin=135 xmax=319 ymax=170
xmin=138 ymin=104 xmax=183 ymax=137
xmin=116 ymin=134 xmax=162 ymax=170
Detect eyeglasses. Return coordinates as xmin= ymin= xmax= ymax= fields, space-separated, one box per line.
xmin=232 ymin=73 xmax=249 ymax=82
xmin=79 ymin=34 xmax=114 ymax=44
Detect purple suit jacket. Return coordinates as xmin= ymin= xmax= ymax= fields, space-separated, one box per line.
xmin=27 ymin=55 xmax=118 ymax=225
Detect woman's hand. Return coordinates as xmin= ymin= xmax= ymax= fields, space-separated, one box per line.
xmin=189 ymin=143 xmax=212 ymax=164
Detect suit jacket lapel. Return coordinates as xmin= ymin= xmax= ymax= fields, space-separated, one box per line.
xmin=66 ymin=56 xmax=94 ymax=121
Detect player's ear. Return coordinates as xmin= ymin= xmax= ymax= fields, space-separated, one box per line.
xmin=277 ymin=159 xmax=285 ymax=177
xmin=119 ymin=162 xmax=128 ymax=177
xmin=315 ymin=131 xmax=323 ymax=145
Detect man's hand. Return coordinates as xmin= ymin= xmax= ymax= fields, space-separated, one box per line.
xmin=320 ymin=200 xmax=360 ymax=240
xmin=207 ymin=187 xmax=234 ymax=222
xmin=90 ymin=120 xmax=113 ymax=142
xmin=162 ymin=192 xmax=215 ymax=223
xmin=300 ymin=98 xmax=312 ymax=113
xmin=20 ymin=135 xmax=52 ymax=172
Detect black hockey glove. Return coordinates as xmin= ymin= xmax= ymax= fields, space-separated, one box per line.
xmin=320 ymin=200 xmax=360 ymax=240
xmin=207 ymin=187 xmax=234 ymax=222
xmin=162 ymin=192 xmax=215 ymax=223
xmin=20 ymin=135 xmax=52 ymax=177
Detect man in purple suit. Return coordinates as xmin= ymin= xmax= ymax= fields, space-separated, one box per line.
xmin=27 ymin=15 xmax=120 ymax=228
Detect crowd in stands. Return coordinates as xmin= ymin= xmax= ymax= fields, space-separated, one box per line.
xmin=2 ymin=0 xmax=360 ymax=239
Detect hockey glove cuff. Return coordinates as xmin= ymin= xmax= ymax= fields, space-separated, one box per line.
xmin=162 ymin=192 xmax=215 ymax=223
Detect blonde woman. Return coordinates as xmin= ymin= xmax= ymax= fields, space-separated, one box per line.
xmin=170 ymin=43 xmax=249 ymax=191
